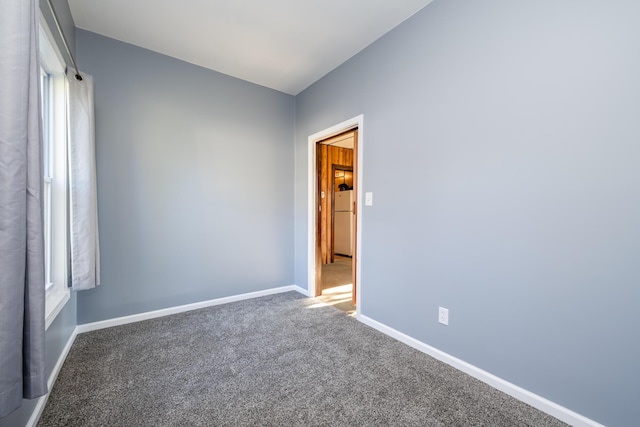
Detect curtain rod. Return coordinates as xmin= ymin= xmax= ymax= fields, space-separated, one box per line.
xmin=45 ymin=0 xmax=82 ymax=81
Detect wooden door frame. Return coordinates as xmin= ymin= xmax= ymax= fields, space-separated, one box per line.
xmin=307 ymin=115 xmax=363 ymax=318
xmin=315 ymin=143 xmax=323 ymax=296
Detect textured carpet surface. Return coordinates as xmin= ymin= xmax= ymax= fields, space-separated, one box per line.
xmin=38 ymin=292 xmax=566 ymax=426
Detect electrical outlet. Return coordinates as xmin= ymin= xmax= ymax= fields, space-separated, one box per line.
xmin=438 ymin=307 xmax=449 ymax=325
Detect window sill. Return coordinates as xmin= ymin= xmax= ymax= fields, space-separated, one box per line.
xmin=45 ymin=288 xmax=70 ymax=330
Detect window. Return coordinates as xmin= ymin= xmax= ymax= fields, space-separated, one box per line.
xmin=40 ymin=66 xmax=53 ymax=290
xmin=39 ymin=15 xmax=70 ymax=329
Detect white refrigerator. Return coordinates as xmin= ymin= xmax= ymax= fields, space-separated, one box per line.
xmin=334 ymin=190 xmax=354 ymax=256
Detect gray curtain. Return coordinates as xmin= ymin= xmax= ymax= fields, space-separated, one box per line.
xmin=0 ymin=0 xmax=48 ymax=418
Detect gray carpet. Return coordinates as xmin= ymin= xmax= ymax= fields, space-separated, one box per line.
xmin=38 ymin=292 xmax=566 ymax=426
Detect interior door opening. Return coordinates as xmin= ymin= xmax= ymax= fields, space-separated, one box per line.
xmin=314 ymin=128 xmax=358 ymax=316
xmin=307 ymin=115 xmax=363 ymax=318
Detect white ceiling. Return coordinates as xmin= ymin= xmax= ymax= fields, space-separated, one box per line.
xmin=68 ymin=0 xmax=434 ymax=95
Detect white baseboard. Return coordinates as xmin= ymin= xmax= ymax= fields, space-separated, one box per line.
xmin=26 ymin=327 xmax=78 ymax=427
xmin=29 ymin=285 xmax=303 ymax=426
xmin=77 ymin=285 xmax=301 ymax=333
xmin=358 ymin=315 xmax=603 ymax=427
xmin=30 ymin=286 xmax=599 ymax=427
xmin=292 ymin=285 xmax=310 ymax=297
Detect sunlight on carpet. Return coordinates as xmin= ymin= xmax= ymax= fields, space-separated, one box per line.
xmin=313 ymin=284 xmax=355 ymax=316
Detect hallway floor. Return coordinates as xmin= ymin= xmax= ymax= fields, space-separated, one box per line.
xmin=318 ymin=256 xmax=354 ymax=316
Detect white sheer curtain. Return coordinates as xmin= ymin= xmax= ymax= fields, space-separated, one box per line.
xmin=67 ymin=70 xmax=100 ymax=291
xmin=0 ymin=0 xmax=48 ymax=418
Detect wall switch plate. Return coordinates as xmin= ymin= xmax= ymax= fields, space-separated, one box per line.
xmin=438 ymin=307 xmax=449 ymax=325
xmin=365 ymin=192 xmax=373 ymax=206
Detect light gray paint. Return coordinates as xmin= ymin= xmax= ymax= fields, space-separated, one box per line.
xmin=295 ymin=1 xmax=640 ymax=426
xmin=75 ymin=30 xmax=295 ymax=324
xmin=0 ymin=2 xmax=79 ymax=425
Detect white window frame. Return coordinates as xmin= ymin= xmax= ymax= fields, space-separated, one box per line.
xmin=39 ymin=14 xmax=70 ymax=329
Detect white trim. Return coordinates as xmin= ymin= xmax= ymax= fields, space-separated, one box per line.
xmin=44 ymin=291 xmax=70 ymax=330
xmin=307 ymin=115 xmax=364 ymax=318
xmin=38 ymin=11 xmax=66 ymax=74
xmin=40 ymin=10 xmax=71 ymax=330
xmin=30 ymin=286 xmax=308 ymax=426
xmin=27 ymin=286 xmax=601 ymax=427
xmin=27 ymin=326 xmax=78 ymax=427
xmin=292 ymin=285 xmax=311 ymax=297
xmin=358 ymin=315 xmax=604 ymax=427
xmin=76 ymin=286 xmax=301 ymax=333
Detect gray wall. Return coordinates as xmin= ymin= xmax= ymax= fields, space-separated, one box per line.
xmin=75 ymin=30 xmax=295 ymax=324
xmin=1 ymin=1 xmax=79 ymax=426
xmin=295 ymin=1 xmax=640 ymax=426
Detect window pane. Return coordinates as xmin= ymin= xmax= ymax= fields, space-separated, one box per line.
xmin=40 ymin=68 xmax=53 ymax=288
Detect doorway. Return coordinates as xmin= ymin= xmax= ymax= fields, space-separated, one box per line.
xmin=307 ymin=115 xmax=363 ymax=318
